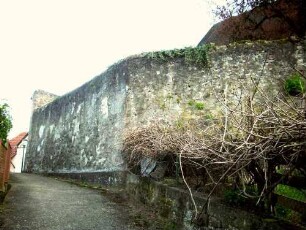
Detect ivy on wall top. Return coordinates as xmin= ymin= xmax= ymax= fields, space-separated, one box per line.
xmin=145 ymin=44 xmax=213 ymax=67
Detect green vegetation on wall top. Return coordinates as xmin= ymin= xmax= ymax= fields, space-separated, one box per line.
xmin=146 ymin=44 xmax=213 ymax=67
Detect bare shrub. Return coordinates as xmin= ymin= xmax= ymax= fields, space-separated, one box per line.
xmin=122 ymin=73 xmax=306 ymax=218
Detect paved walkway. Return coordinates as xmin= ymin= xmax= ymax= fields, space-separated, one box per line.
xmin=0 ymin=173 xmax=139 ymax=230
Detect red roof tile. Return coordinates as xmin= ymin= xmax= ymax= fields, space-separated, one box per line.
xmin=9 ymin=132 xmax=28 ymax=159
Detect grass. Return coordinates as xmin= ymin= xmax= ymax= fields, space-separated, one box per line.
xmin=188 ymin=100 xmax=205 ymax=110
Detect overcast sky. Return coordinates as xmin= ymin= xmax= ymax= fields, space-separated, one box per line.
xmin=0 ymin=0 xmax=217 ymax=138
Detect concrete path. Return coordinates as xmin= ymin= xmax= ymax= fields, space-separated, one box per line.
xmin=0 ymin=173 xmax=140 ymax=230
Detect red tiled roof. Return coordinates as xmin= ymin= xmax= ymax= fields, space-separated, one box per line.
xmin=9 ymin=132 xmax=28 ymax=159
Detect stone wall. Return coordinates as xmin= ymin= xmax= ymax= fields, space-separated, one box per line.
xmin=31 ymin=90 xmax=59 ymax=110
xmin=25 ymin=64 xmax=128 ymax=172
xmin=24 ymin=39 xmax=305 ymax=173
xmin=126 ymin=174 xmax=296 ymax=230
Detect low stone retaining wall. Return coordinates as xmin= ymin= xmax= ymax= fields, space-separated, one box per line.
xmin=45 ymin=171 xmax=127 ymax=187
xmin=125 ymin=174 xmax=297 ymax=230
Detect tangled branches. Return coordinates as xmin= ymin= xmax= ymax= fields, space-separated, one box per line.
xmin=122 ymin=74 xmax=306 ymax=216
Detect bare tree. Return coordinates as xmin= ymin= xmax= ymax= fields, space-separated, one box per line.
xmin=201 ymin=0 xmax=306 ymax=45
xmin=213 ymin=0 xmax=277 ymax=19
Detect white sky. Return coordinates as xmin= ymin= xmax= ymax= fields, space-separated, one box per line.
xmin=0 ymin=0 xmax=216 ymax=138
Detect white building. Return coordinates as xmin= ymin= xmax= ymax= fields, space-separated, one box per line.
xmin=10 ymin=132 xmax=28 ymax=173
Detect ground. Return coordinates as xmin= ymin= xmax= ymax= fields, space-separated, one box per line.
xmin=0 ymin=174 xmax=147 ymax=230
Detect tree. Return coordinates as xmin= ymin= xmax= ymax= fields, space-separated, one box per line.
xmin=213 ymin=0 xmax=277 ymax=19
xmin=200 ymin=0 xmax=306 ymax=45
xmin=0 ymin=103 xmax=12 ymax=144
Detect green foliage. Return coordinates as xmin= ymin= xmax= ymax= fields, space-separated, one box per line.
xmin=163 ymin=221 xmax=177 ymax=230
xmin=188 ymin=99 xmax=195 ymax=106
xmin=223 ymin=189 xmax=246 ymax=206
xmin=275 ymin=184 xmax=306 ymax=202
xmin=275 ymin=205 xmax=304 ymax=224
xmin=273 ymin=185 xmax=306 ymax=223
xmin=195 ymin=102 xmax=205 ymax=110
xmin=223 ymin=186 xmax=258 ymax=207
xmin=158 ymin=197 xmax=173 ymax=218
xmin=277 ymin=166 xmax=304 ymax=177
xmin=275 ymin=205 xmax=291 ymax=218
xmin=205 ymin=113 xmax=214 ymax=120
xmin=284 ymin=73 xmax=306 ymax=96
xmin=188 ymin=99 xmax=205 ymax=110
xmin=159 ymin=102 xmax=166 ymax=110
xmin=146 ymin=44 xmax=212 ymax=67
xmin=0 ymin=103 xmax=12 ymax=144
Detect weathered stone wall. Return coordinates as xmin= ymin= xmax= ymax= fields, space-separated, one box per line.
xmin=24 ymin=39 xmax=305 ymax=173
xmin=31 ymin=90 xmax=59 ymax=110
xmin=25 ymin=64 xmax=128 ymax=172
xmin=126 ymin=174 xmax=295 ymax=230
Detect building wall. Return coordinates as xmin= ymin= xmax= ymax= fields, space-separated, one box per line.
xmin=10 ymin=139 xmax=27 ymax=173
xmin=0 ymin=142 xmax=11 ymax=192
xmin=24 ymin=39 xmax=305 ymax=173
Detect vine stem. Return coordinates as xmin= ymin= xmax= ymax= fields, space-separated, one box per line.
xmin=179 ymin=150 xmax=198 ymax=219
